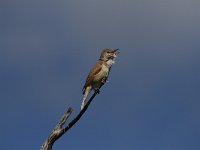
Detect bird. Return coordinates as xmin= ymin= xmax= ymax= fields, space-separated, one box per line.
xmin=81 ymin=48 xmax=120 ymax=110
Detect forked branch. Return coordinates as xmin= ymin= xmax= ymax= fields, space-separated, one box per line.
xmin=40 ymin=92 xmax=98 ymax=150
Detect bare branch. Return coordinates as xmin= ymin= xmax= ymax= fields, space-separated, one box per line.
xmin=41 ymin=92 xmax=98 ymax=150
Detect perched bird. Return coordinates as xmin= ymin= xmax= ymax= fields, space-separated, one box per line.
xmin=81 ymin=48 xmax=120 ymax=110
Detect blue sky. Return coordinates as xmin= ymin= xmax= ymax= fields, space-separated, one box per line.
xmin=1 ymin=0 xmax=200 ymax=150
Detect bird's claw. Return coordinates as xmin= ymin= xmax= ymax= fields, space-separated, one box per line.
xmin=95 ymin=89 xmax=100 ymax=94
xmin=101 ymin=77 xmax=107 ymax=84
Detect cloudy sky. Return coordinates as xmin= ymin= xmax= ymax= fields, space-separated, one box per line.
xmin=1 ymin=0 xmax=200 ymax=150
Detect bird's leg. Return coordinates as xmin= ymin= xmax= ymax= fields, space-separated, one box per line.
xmin=101 ymin=77 xmax=107 ymax=84
xmin=94 ymin=89 xmax=100 ymax=94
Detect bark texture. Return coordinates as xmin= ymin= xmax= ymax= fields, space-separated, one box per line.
xmin=41 ymin=92 xmax=98 ymax=150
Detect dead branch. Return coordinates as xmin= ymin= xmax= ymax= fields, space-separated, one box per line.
xmin=40 ymin=91 xmax=98 ymax=150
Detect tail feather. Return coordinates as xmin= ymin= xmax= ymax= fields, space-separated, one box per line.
xmin=81 ymin=86 xmax=92 ymax=110
xmin=82 ymin=86 xmax=86 ymax=95
xmin=81 ymin=97 xmax=86 ymax=110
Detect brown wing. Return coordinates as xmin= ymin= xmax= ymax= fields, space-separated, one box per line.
xmin=82 ymin=60 xmax=103 ymax=94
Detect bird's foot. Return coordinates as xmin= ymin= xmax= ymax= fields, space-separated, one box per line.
xmin=101 ymin=77 xmax=107 ymax=84
xmin=95 ymin=89 xmax=100 ymax=94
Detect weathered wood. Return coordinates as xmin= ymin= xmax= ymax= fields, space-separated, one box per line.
xmin=40 ymin=91 xmax=98 ymax=150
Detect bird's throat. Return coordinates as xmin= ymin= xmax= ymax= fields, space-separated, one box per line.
xmin=106 ymin=59 xmax=115 ymax=67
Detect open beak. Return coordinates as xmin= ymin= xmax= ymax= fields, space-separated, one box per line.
xmin=111 ymin=48 xmax=120 ymax=58
xmin=113 ymin=48 xmax=120 ymax=55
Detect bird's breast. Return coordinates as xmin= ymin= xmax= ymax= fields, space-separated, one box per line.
xmin=94 ymin=64 xmax=109 ymax=81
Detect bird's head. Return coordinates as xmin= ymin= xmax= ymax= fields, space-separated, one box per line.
xmin=100 ymin=48 xmax=120 ymax=61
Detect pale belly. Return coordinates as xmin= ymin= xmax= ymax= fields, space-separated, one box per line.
xmin=92 ymin=65 xmax=109 ymax=89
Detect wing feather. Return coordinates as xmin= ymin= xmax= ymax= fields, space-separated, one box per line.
xmin=82 ymin=60 xmax=103 ymax=94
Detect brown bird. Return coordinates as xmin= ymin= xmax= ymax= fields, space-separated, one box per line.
xmin=81 ymin=48 xmax=120 ymax=110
